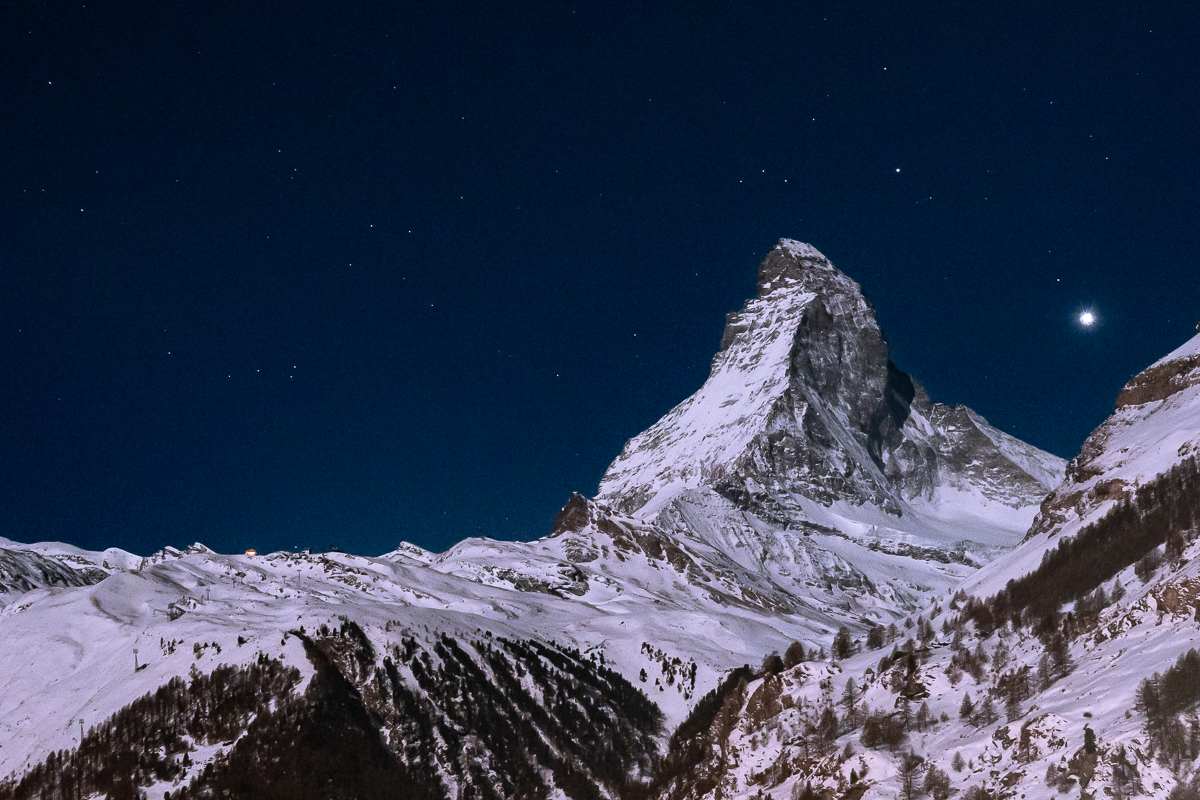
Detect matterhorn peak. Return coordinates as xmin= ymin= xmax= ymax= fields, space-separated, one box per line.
xmin=717 ymin=240 xmax=877 ymax=354
xmin=600 ymin=240 xmax=1063 ymax=537
xmin=601 ymin=239 xmax=910 ymax=516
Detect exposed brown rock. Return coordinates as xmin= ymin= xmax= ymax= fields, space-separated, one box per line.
xmin=551 ymin=492 xmax=590 ymax=535
xmin=1028 ymin=344 xmax=1199 ymax=541
xmin=1162 ymin=586 xmax=1180 ymax=613
xmin=1114 ymin=354 xmax=1200 ymax=409
xmin=1090 ymin=478 xmax=1128 ymax=502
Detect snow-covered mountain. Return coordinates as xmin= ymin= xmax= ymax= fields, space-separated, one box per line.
xmin=16 ymin=240 xmax=1179 ymax=800
xmin=393 ymin=241 xmax=1065 ymax=646
xmin=585 ymin=240 xmax=1063 ymax=620
xmin=599 ymin=240 xmax=1062 ymax=521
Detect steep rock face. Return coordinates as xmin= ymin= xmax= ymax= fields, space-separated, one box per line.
xmin=1114 ymin=341 xmax=1200 ymax=409
xmin=599 ymin=240 xmax=910 ymax=517
xmin=906 ymin=391 xmax=1065 ymax=505
xmin=598 ymin=240 xmax=1063 ymax=556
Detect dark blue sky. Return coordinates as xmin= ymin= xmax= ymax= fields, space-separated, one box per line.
xmin=3 ymin=1 xmax=1197 ymax=556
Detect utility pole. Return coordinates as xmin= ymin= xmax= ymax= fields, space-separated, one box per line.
xmin=133 ymin=648 xmax=139 ymax=670
xmin=79 ymin=718 xmax=84 ymax=742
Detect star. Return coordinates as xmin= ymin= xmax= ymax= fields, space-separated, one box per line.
xmin=1079 ymin=312 xmax=1096 ymax=327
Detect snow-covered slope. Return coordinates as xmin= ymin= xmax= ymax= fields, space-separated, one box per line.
xmin=970 ymin=331 xmax=1200 ymax=600
xmin=0 ymin=537 xmax=820 ymax=794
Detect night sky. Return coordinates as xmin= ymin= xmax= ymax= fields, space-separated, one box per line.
xmin=3 ymin=2 xmax=1198 ymax=557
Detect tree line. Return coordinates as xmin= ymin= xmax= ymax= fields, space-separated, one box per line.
xmin=1 ymin=622 xmax=666 ymax=800
xmin=1137 ymin=648 xmax=1200 ymax=766
xmin=0 ymin=653 xmax=300 ymax=800
xmin=966 ymin=456 xmax=1199 ymax=631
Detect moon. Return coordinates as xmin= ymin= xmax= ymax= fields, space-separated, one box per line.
xmin=1079 ymin=311 xmax=1096 ymax=326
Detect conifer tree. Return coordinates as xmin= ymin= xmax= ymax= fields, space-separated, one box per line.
xmin=841 ymin=678 xmax=859 ymax=710
xmin=916 ymin=701 xmax=930 ymax=732
xmin=866 ymin=626 xmax=885 ymax=650
xmin=925 ymin=766 xmax=952 ymax=800
xmin=898 ymin=750 xmax=925 ymax=800
xmin=1111 ymin=577 xmax=1126 ymax=602
xmin=976 ymin=696 xmax=998 ymax=726
xmin=959 ymin=691 xmax=975 ymax=721
xmin=1005 ymin=690 xmax=1022 ymax=722
xmin=833 ymin=626 xmax=854 ymax=660
xmin=841 ymin=679 xmax=861 ymax=729
xmin=783 ymin=640 xmax=806 ymax=667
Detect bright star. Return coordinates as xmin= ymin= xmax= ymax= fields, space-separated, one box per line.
xmin=1079 ymin=311 xmax=1096 ymax=326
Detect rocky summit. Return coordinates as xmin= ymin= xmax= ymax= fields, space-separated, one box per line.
xmin=4 ymin=241 xmax=1197 ymax=800
xmin=600 ymin=240 xmax=1061 ymax=520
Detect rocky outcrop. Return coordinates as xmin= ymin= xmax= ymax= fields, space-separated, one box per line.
xmin=0 ymin=547 xmax=109 ymax=606
xmin=1114 ymin=353 xmax=1200 ymax=409
xmin=910 ymin=395 xmax=1063 ymax=506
